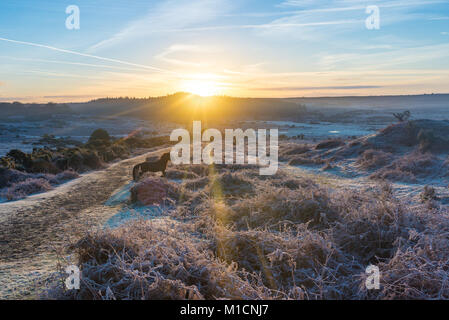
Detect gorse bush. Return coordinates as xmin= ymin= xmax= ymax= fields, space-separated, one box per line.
xmin=87 ymin=128 xmax=111 ymax=145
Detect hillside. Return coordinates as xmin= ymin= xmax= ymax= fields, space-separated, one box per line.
xmin=69 ymin=92 xmax=307 ymax=122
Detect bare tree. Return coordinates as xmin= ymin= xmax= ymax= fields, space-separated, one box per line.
xmin=393 ymin=110 xmax=411 ymax=122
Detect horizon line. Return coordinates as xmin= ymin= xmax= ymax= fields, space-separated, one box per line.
xmin=1 ymin=91 xmax=449 ymax=104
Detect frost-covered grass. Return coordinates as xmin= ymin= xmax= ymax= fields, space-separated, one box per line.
xmin=281 ymin=120 xmax=449 ymax=185
xmin=370 ymin=152 xmax=442 ymax=183
xmin=0 ymin=170 xmax=79 ymax=201
xmin=50 ymin=161 xmax=449 ymax=300
xmin=356 ymin=149 xmax=393 ymax=170
xmin=3 ymin=178 xmax=53 ymax=201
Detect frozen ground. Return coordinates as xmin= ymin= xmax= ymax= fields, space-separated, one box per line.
xmin=282 ymin=163 xmax=449 ymax=206
xmin=265 ymin=120 xmax=383 ymax=139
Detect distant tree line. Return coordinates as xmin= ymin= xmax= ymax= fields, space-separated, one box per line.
xmin=1 ymin=93 xmax=308 ymax=122
xmin=77 ymin=92 xmax=308 ymax=123
xmin=0 ymin=102 xmax=72 ymax=118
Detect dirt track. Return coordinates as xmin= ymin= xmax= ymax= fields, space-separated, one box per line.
xmin=0 ymin=147 xmax=168 ymax=299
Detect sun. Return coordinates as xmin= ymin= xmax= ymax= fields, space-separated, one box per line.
xmin=181 ymin=79 xmax=220 ymax=97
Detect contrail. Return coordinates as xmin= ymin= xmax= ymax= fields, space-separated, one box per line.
xmin=0 ymin=37 xmax=177 ymax=75
xmin=0 ymin=56 xmax=151 ymax=73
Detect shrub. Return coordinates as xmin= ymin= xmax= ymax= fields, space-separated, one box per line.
xmin=130 ymin=177 xmax=180 ymax=206
xmin=0 ymin=168 xmax=29 ymax=188
xmin=29 ymin=158 xmax=59 ymax=174
xmin=357 ymin=149 xmax=393 ymax=170
xmin=82 ymin=150 xmax=103 ymax=169
xmin=370 ymin=152 xmax=440 ymax=183
xmin=420 ymin=186 xmax=437 ymax=203
xmin=6 ymin=149 xmax=33 ymax=169
xmin=3 ymin=178 xmax=53 ymax=201
xmin=88 ymin=129 xmax=111 ymax=144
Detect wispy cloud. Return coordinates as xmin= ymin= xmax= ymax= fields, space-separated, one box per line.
xmin=155 ymin=45 xmax=216 ymax=67
xmin=157 ymin=19 xmax=360 ymax=33
xmin=91 ymin=0 xmax=446 ymax=46
xmin=43 ymin=95 xmax=101 ymax=99
xmin=278 ymin=0 xmax=445 ymax=9
xmin=318 ymin=43 xmax=449 ymax=71
xmin=89 ymin=0 xmax=232 ymax=51
xmin=256 ymin=0 xmax=446 ymax=39
xmin=137 ymin=0 xmax=447 ymax=40
xmin=429 ymin=17 xmax=449 ymax=20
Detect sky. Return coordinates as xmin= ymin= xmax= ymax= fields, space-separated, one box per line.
xmin=0 ymin=0 xmax=448 ymax=102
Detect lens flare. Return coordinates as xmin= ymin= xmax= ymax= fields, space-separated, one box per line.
xmin=181 ymin=80 xmax=220 ymax=97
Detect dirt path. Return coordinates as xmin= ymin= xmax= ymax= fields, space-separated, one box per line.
xmin=0 ymin=147 xmax=169 ymax=299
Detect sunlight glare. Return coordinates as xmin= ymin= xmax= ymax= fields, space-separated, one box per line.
xmin=181 ymin=79 xmax=220 ymax=97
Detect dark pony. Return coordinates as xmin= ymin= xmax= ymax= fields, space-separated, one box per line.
xmin=132 ymin=152 xmax=171 ymax=181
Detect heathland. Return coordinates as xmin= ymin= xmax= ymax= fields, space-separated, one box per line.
xmin=0 ymin=93 xmax=448 ymax=299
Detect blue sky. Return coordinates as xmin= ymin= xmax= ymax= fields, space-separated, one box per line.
xmin=0 ymin=0 xmax=448 ymax=102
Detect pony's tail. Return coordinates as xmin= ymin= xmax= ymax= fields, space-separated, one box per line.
xmin=133 ymin=164 xmax=140 ymax=181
